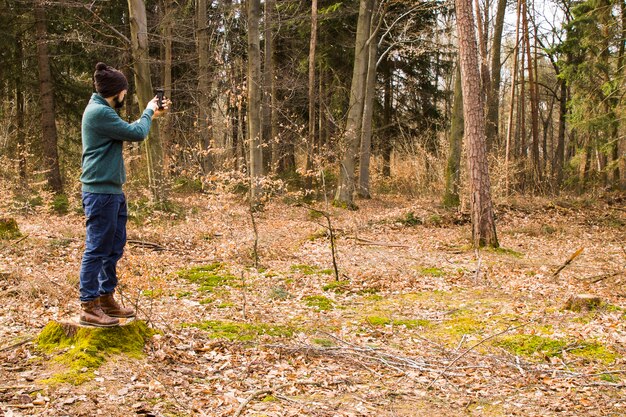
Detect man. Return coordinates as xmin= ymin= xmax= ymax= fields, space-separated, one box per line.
xmin=79 ymin=62 xmax=170 ymax=327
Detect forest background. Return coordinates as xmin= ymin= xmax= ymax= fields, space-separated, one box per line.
xmin=0 ymin=0 xmax=625 ymax=416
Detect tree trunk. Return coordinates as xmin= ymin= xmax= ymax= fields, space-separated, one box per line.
xmin=15 ymin=34 xmax=27 ymax=181
xmin=334 ymin=0 xmax=374 ymax=208
xmin=247 ymin=0 xmax=263 ymax=203
xmin=474 ymin=0 xmax=491 ymax=101
xmin=455 ymin=0 xmax=499 ymax=248
xmin=505 ymin=0 xmax=521 ymax=194
xmin=197 ymin=0 xmax=213 ymax=173
xmin=358 ymin=3 xmax=379 ymax=199
xmin=263 ymin=0 xmax=274 ymax=172
xmin=128 ymin=0 xmax=165 ymax=202
xmin=162 ymin=0 xmax=174 ymax=176
xmin=34 ymin=3 xmax=63 ymax=194
xmin=522 ymin=0 xmax=540 ymax=186
xmin=305 ymin=0 xmax=318 ymax=187
xmin=486 ymin=0 xmax=507 ymax=150
xmin=382 ymin=58 xmax=393 ymax=178
xmin=443 ymin=64 xmax=463 ymax=208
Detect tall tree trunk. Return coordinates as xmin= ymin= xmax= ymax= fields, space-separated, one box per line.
xmin=34 ymin=3 xmax=63 ymax=194
xmin=455 ymin=0 xmax=499 ymax=248
xmin=334 ymin=0 xmax=374 ymax=208
xmin=197 ymin=0 xmax=213 ymax=173
xmin=553 ymin=79 xmax=567 ymax=189
xmin=162 ymin=0 xmax=174 ymax=176
xmin=15 ymin=34 xmax=27 ymax=181
xmin=486 ymin=0 xmax=507 ymax=150
xmin=522 ymin=0 xmax=540 ymax=186
xmin=505 ymin=0 xmax=521 ymax=194
xmin=474 ymin=0 xmax=491 ymax=100
xmin=443 ymin=65 xmax=463 ymax=208
xmin=263 ymin=0 xmax=274 ymax=172
xmin=358 ymin=3 xmax=379 ymax=199
xmin=519 ymin=29 xmax=526 ymax=161
xmin=305 ymin=0 xmax=318 ymax=187
xmin=247 ymin=0 xmax=263 ymax=203
xmin=128 ymin=0 xmax=165 ymax=202
xmin=382 ymin=58 xmax=393 ymax=178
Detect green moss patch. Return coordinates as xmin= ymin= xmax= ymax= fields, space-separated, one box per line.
xmin=485 ymin=246 xmax=524 ymax=258
xmin=36 ymin=320 xmax=155 ymax=385
xmin=365 ymin=316 xmax=430 ymax=329
xmin=322 ymin=280 xmax=349 ymax=293
xmin=418 ymin=267 xmax=445 ymax=277
xmin=50 ymin=194 xmax=69 ymax=215
xmin=312 ymin=338 xmax=335 ymax=347
xmin=0 ymin=218 xmax=21 ymax=240
xmin=398 ymin=211 xmax=422 ymax=226
xmin=303 ymin=295 xmax=335 ymax=311
xmin=291 ymin=264 xmax=333 ymax=276
xmin=178 ymin=263 xmax=237 ymax=292
xmin=496 ymin=335 xmax=567 ymax=358
xmin=495 ymin=335 xmax=618 ymax=364
xmin=185 ymin=320 xmax=294 ymax=341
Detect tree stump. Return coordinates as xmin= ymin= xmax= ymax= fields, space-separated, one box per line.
xmin=0 ymin=218 xmax=21 ymax=240
xmin=36 ymin=319 xmax=155 ymax=384
xmin=564 ymin=294 xmax=602 ymax=312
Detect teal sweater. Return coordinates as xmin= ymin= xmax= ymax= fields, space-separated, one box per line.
xmin=81 ymin=93 xmax=154 ymax=194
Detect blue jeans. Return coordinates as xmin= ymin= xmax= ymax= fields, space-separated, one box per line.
xmin=79 ymin=192 xmax=127 ymax=302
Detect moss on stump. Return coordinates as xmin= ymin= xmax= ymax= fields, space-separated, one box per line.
xmin=36 ymin=320 xmax=155 ymax=385
xmin=564 ymin=294 xmax=602 ymax=312
xmin=0 ymin=218 xmax=21 ymax=240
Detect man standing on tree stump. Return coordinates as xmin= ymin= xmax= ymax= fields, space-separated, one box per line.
xmin=78 ymin=62 xmax=169 ymax=327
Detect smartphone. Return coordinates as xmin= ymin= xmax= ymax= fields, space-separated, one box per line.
xmin=155 ymin=88 xmax=164 ymax=110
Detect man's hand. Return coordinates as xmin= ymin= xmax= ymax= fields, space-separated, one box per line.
xmin=147 ymin=96 xmax=171 ymax=118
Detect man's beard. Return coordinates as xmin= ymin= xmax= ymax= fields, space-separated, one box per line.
xmin=113 ymin=96 xmax=125 ymax=109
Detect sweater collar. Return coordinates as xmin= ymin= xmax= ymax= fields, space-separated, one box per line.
xmin=91 ymin=93 xmax=111 ymax=107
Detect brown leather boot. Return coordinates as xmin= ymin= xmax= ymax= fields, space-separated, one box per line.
xmin=99 ymin=293 xmax=136 ymax=318
xmin=80 ymin=299 xmax=119 ymax=327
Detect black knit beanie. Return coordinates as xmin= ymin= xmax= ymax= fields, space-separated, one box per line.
xmin=93 ymin=62 xmax=129 ymax=98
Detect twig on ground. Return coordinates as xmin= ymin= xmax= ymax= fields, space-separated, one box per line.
xmin=299 ymin=204 xmax=340 ymax=281
xmin=552 ymin=247 xmax=584 ymax=277
xmin=241 ymin=271 xmax=247 ymax=321
xmin=0 ymin=234 xmax=29 ymax=253
xmin=0 ymin=338 xmax=33 ymax=352
xmin=233 ymin=388 xmax=277 ymax=417
xmin=426 ymin=322 xmax=529 ymax=390
xmin=583 ymin=270 xmax=624 ymax=283
xmin=474 ymin=249 xmax=482 ymax=282
xmin=347 ymin=236 xmax=409 ymax=248
xmin=127 ymin=239 xmax=166 ymax=251
xmin=249 ymin=200 xmax=260 ymax=269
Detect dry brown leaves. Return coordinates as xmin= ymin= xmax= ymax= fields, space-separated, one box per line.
xmin=0 ymin=187 xmax=624 ymax=416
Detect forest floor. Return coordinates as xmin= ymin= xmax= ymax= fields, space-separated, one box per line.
xmin=0 ymin=185 xmax=625 ymax=417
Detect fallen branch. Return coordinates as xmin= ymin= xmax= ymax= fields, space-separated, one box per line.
xmin=586 ymin=270 xmax=624 ymax=284
xmin=552 ymin=247 xmax=584 ymax=277
xmin=233 ymin=380 xmax=325 ymax=417
xmin=127 ymin=239 xmax=166 ymax=251
xmin=298 ymin=204 xmax=340 ymax=282
xmin=0 ymin=234 xmax=29 ymax=253
xmin=426 ymin=322 xmax=529 ymax=390
xmin=348 ymin=236 xmax=409 ymax=249
xmin=0 ymin=338 xmax=33 ymax=352
xmin=233 ymin=388 xmax=276 ymax=417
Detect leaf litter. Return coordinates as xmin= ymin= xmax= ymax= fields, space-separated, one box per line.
xmin=0 ymin=189 xmax=624 ymax=416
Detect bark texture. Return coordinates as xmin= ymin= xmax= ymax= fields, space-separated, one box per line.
xmin=247 ymin=0 xmax=263 ymax=203
xmin=358 ymin=3 xmax=379 ymax=199
xmin=334 ymin=0 xmax=374 ymax=208
xmin=128 ymin=0 xmax=165 ymax=201
xmin=455 ymin=0 xmax=499 ymax=247
xmin=35 ymin=3 xmax=63 ymax=193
